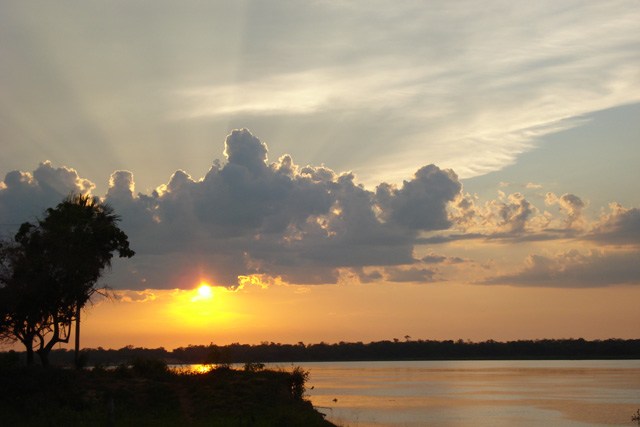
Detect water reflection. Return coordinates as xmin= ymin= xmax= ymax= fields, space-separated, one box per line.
xmin=296 ymin=360 xmax=640 ymax=426
xmin=171 ymin=363 xmax=214 ymax=374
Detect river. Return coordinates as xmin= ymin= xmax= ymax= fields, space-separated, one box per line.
xmin=284 ymin=360 xmax=640 ymax=426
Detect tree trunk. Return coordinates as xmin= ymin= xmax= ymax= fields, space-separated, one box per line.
xmin=37 ymin=318 xmax=68 ymax=368
xmin=74 ymin=305 xmax=81 ymax=368
xmin=25 ymin=342 xmax=34 ymax=366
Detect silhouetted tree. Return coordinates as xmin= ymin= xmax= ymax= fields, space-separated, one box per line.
xmin=0 ymin=194 xmax=134 ymax=367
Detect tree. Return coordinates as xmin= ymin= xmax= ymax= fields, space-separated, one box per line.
xmin=0 ymin=194 xmax=134 ymax=367
xmin=0 ymin=240 xmax=47 ymax=365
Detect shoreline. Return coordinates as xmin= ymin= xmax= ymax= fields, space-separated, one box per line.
xmin=0 ymin=360 xmax=336 ymax=426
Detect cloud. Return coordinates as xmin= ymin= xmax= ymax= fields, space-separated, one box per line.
xmin=106 ymin=171 xmax=135 ymax=201
xmin=176 ymin=2 xmax=640 ymax=185
xmin=2 ymin=129 xmax=637 ymax=290
xmin=483 ymin=249 xmax=640 ymax=287
xmin=99 ymin=129 xmax=461 ymax=288
xmin=449 ymin=191 xmax=542 ymax=237
xmin=2 ymin=1 xmax=639 ymax=199
xmin=0 ymin=162 xmax=95 ymax=229
xmin=545 ymin=192 xmax=585 ymax=229
xmin=376 ymin=165 xmax=461 ymax=231
xmin=495 ymin=193 xmax=535 ymax=233
xmin=421 ymin=254 xmax=465 ymax=264
xmin=384 ymin=267 xmax=437 ymax=283
xmin=112 ymin=290 xmax=157 ymax=303
xmin=436 ymin=190 xmax=592 ymax=243
xmin=586 ymin=204 xmax=640 ymax=246
xmin=353 ymin=268 xmax=384 ymax=284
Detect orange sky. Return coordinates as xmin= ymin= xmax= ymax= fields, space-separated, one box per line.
xmin=62 ymin=280 xmax=640 ymax=351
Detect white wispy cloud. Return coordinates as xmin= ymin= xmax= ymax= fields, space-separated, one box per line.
xmin=172 ymin=1 xmax=640 ymax=182
xmin=1 ymin=1 xmax=638 ymax=193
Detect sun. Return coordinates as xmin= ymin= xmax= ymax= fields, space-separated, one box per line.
xmin=192 ymin=283 xmax=214 ymax=301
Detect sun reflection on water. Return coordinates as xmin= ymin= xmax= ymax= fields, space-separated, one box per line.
xmin=171 ymin=364 xmax=214 ymax=374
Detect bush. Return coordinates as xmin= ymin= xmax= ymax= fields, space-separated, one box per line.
xmin=289 ymin=366 xmax=310 ymax=400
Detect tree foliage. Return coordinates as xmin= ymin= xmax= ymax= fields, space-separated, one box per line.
xmin=37 ymin=338 xmax=639 ymax=367
xmin=0 ymin=194 xmax=134 ymax=366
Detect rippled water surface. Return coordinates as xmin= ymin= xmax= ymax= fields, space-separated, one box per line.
xmin=289 ymin=360 xmax=640 ymax=426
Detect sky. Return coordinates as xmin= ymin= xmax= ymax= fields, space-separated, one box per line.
xmin=1 ymin=1 xmax=639 ymax=350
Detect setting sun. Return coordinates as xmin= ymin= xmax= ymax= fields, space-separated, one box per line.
xmin=195 ymin=284 xmax=213 ymax=301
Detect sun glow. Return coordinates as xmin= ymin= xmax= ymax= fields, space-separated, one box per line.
xmin=198 ymin=284 xmax=213 ymax=299
xmin=192 ymin=283 xmax=214 ymax=302
xmin=163 ymin=281 xmax=244 ymax=330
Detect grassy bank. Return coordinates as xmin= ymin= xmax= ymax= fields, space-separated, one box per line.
xmin=0 ymin=359 xmax=335 ymax=426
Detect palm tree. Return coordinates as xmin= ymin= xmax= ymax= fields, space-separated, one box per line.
xmin=39 ymin=194 xmax=135 ymax=367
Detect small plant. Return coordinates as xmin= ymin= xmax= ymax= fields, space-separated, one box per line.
xmin=632 ymin=408 xmax=640 ymax=425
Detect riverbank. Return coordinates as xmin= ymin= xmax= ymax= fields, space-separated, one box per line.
xmin=0 ymin=359 xmax=335 ymax=426
xmin=21 ymin=338 xmax=639 ymax=367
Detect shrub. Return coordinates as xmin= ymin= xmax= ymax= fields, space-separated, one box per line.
xmin=289 ymin=366 xmax=310 ymax=400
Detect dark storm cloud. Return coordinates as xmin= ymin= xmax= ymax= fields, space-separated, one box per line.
xmin=5 ymin=129 xmax=460 ymax=289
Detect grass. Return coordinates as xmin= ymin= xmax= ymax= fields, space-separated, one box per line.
xmin=0 ymin=359 xmax=335 ymax=426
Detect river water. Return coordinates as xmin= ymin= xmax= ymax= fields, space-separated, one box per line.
xmin=286 ymin=360 xmax=640 ymax=427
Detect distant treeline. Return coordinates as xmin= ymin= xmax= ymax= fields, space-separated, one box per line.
xmin=8 ymin=338 xmax=638 ymax=366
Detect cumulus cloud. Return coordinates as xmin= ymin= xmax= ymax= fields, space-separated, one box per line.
xmin=0 ymin=161 xmax=95 ymax=229
xmin=447 ymin=191 xmax=546 ymax=239
xmin=495 ymin=193 xmax=535 ymax=233
xmin=376 ymin=165 xmax=460 ymax=231
xmin=84 ymin=129 xmax=463 ymax=288
xmin=3 ymin=130 xmax=638 ymax=290
xmin=545 ymin=192 xmax=585 ymax=230
xmin=484 ymin=250 xmax=640 ymax=287
xmin=586 ymin=204 xmax=640 ymax=246
xmin=439 ymin=190 xmax=594 ymax=244
xmin=106 ymin=171 xmax=135 ymax=201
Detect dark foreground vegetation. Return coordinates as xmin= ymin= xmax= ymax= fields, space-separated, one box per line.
xmin=0 ymin=355 xmax=334 ymax=427
xmin=17 ymin=338 xmax=640 ymax=367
